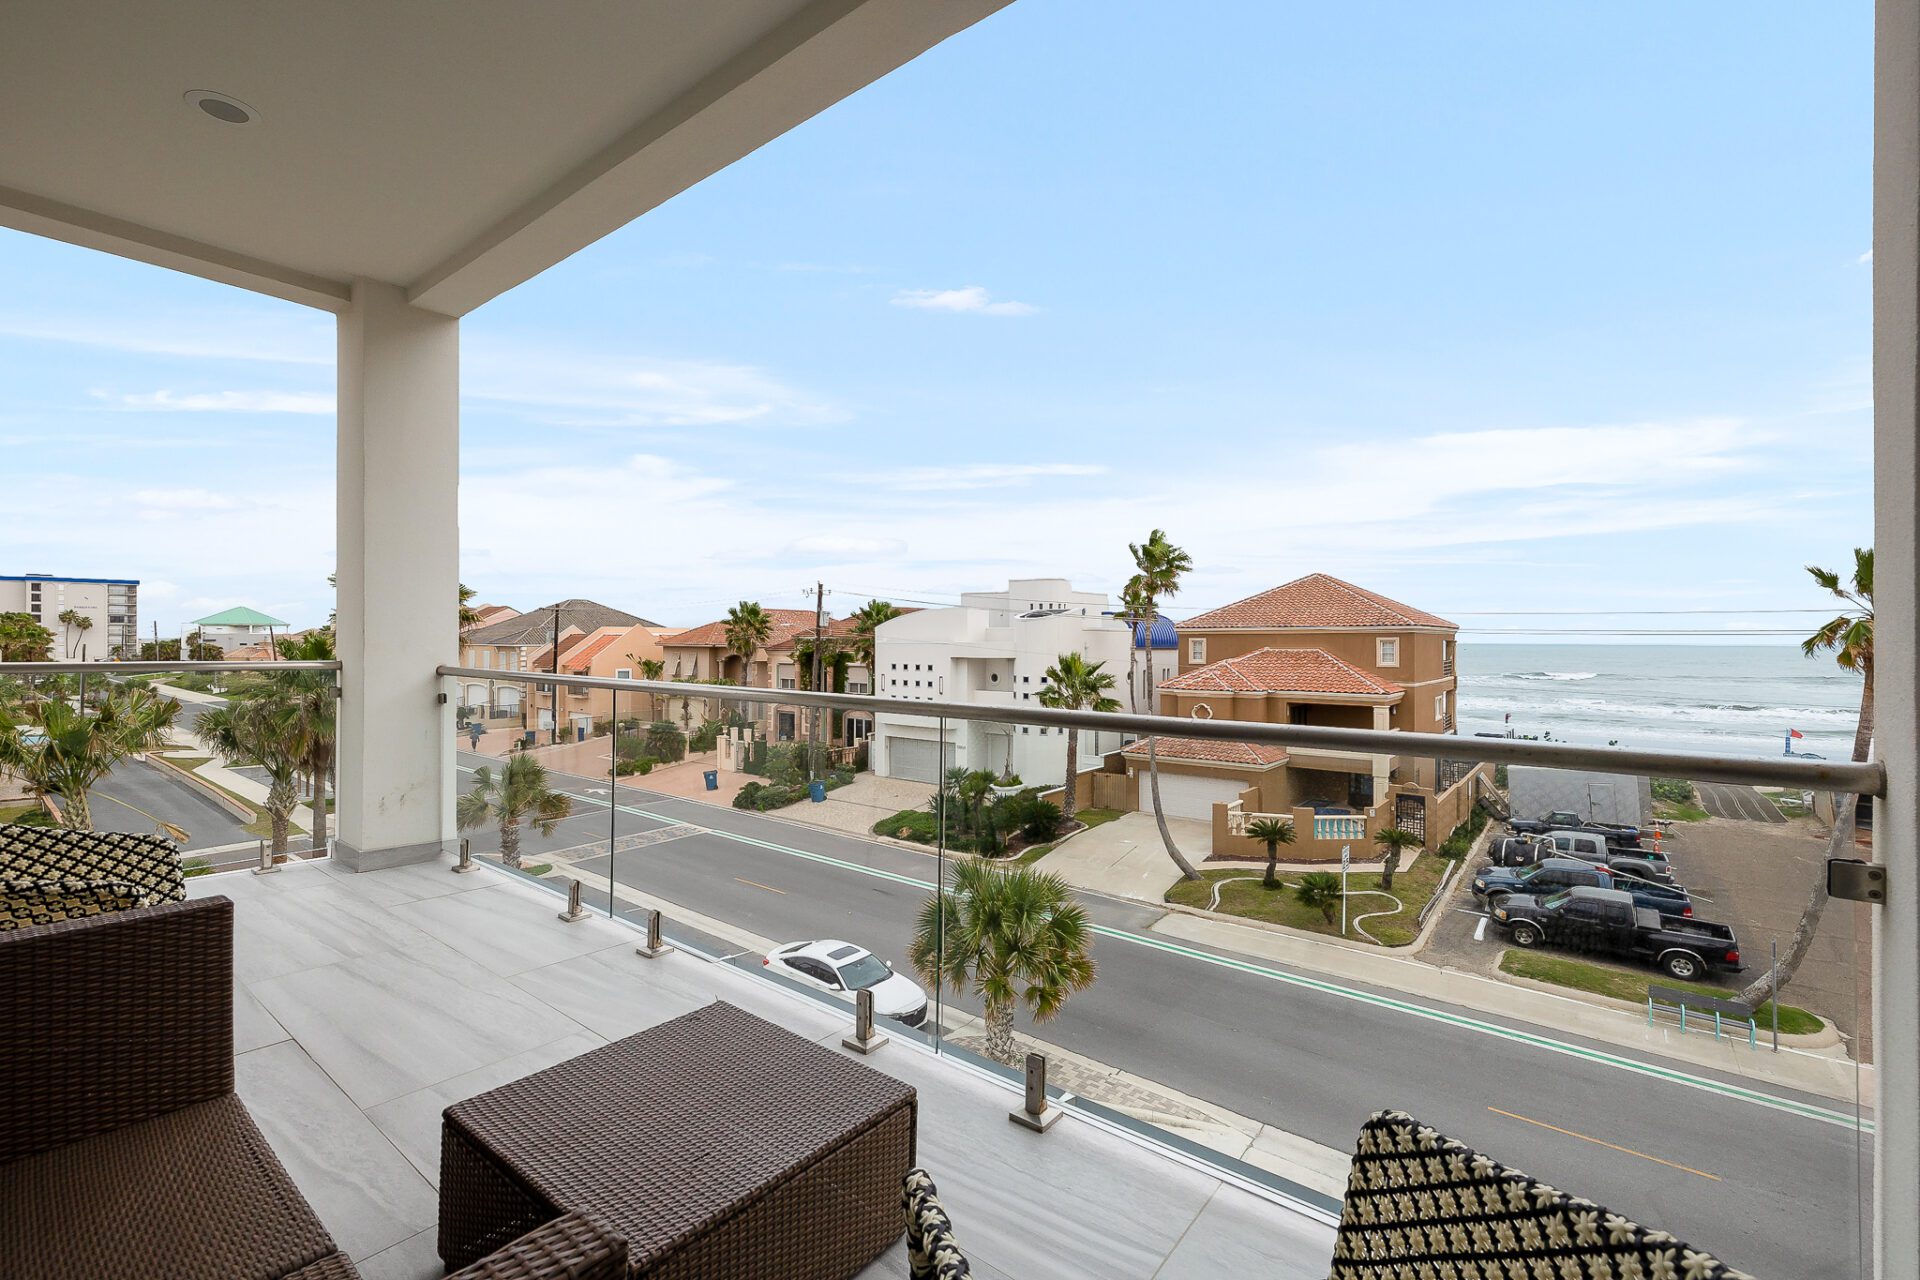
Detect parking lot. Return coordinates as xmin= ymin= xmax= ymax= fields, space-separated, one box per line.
xmin=1427 ymin=788 xmax=1871 ymax=1049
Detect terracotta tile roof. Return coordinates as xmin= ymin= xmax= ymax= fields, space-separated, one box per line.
xmin=1180 ymin=574 xmax=1455 ymax=631
xmin=1121 ymin=736 xmax=1290 ymax=767
xmin=668 ymin=609 xmax=822 ymax=651
xmin=1161 ymin=647 xmax=1401 ymax=697
xmin=561 ymin=631 xmax=623 ymax=673
xmin=526 ymin=633 xmax=587 ymax=672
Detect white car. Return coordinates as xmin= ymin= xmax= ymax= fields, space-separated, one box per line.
xmin=765 ymin=939 xmax=929 ymax=1028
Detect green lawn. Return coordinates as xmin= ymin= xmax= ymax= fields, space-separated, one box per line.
xmin=0 ymin=801 xmax=53 ymax=826
xmin=1654 ymin=800 xmax=1709 ymax=822
xmin=1165 ymin=854 xmax=1455 ymax=947
xmin=1070 ymin=807 xmax=1123 ymax=829
xmin=1498 ymin=949 xmax=1823 ymax=1035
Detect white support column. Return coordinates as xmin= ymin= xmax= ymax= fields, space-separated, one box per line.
xmin=334 ymin=279 xmax=459 ymax=871
xmin=1874 ymin=2 xmax=1917 ymax=1275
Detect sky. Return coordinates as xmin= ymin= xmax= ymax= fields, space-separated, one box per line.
xmin=0 ymin=2 xmax=1874 ymax=643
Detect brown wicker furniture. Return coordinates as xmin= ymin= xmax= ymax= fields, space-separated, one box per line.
xmin=439 ymin=1001 xmax=918 ymax=1279
xmin=0 ymin=822 xmax=186 ymax=929
xmin=0 ymin=896 xmax=360 ymax=1279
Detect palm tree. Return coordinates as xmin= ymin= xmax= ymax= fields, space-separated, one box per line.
xmin=1295 ymin=871 xmax=1344 ymax=926
xmin=1117 ymin=575 xmax=1155 ymax=714
xmin=723 ymin=600 xmax=773 ymax=729
xmin=1246 ymin=816 xmax=1295 ymax=889
xmin=0 ymin=687 xmax=178 ymax=830
xmin=636 ymin=657 xmax=666 ymax=723
xmin=1740 ymin=549 xmax=1875 ymax=1008
xmin=1036 ymin=653 xmax=1120 ymax=815
xmin=908 ymin=860 xmax=1096 ymax=1065
xmin=848 ymin=599 xmax=900 ymax=692
xmin=1143 ymin=735 xmax=1204 ymax=883
xmin=198 ymin=698 xmax=303 ymax=856
xmin=0 ymin=612 xmax=53 ymax=662
xmin=458 ymin=583 xmax=483 ymax=631
xmin=1126 ymin=530 xmax=1196 ymax=877
xmin=56 ymin=608 xmax=93 ymax=659
xmin=268 ymin=631 xmax=338 ymax=851
xmin=457 ymin=754 xmax=573 ymax=868
xmin=1373 ymin=826 xmax=1423 ymax=892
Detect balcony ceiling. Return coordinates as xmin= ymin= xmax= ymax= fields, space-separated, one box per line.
xmin=0 ymin=0 xmax=1008 ymax=314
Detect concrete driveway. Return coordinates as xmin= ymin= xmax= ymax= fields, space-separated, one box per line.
xmin=1034 ymin=810 xmax=1211 ymax=901
xmin=772 ymin=774 xmax=936 ymax=838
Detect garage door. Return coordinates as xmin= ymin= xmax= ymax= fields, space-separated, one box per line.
xmin=886 ymin=735 xmax=946 ymax=784
xmin=1139 ymin=771 xmax=1243 ymax=821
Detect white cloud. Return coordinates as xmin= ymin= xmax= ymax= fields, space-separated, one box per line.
xmin=131 ymin=488 xmax=241 ymax=511
xmin=890 ymin=286 xmax=1038 ymax=317
xmin=462 ymin=341 xmax=839 ymax=429
xmin=0 ymin=312 xmax=332 ymax=364
xmin=788 ymin=534 xmax=906 ymax=557
xmin=1859 ymin=249 xmax=1873 ymax=264
xmin=107 ymin=389 xmax=335 ymax=414
xmin=865 ymin=463 xmax=1107 ymax=492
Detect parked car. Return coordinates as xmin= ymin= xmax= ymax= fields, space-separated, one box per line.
xmin=1507 ymin=811 xmax=1644 ymax=849
xmin=1541 ymin=831 xmax=1675 ymax=882
xmin=1472 ymin=857 xmax=1693 ymax=917
xmin=1487 ymin=886 xmax=1743 ymax=980
xmin=765 ymin=940 xmax=929 ymax=1027
xmin=1486 ymin=835 xmax=1675 ymax=884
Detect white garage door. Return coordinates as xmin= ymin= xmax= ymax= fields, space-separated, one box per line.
xmin=1139 ymin=771 xmax=1243 ymax=821
xmin=886 ymin=736 xmax=946 ymax=784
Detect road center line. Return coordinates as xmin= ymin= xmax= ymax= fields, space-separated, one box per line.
xmin=734 ymin=877 xmax=785 ymax=895
xmin=464 ymin=772 xmax=1870 ymax=1133
xmin=1485 ymin=1107 xmax=1720 ymax=1180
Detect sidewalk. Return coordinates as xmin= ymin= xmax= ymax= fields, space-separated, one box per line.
xmin=1150 ymin=910 xmax=1864 ymax=1100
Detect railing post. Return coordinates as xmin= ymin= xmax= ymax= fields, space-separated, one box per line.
xmin=841 ymin=987 xmax=890 ymax=1055
xmin=252 ymin=838 xmax=278 ymax=875
xmin=1010 ymin=1051 xmax=1061 ymax=1132
xmin=557 ymin=878 xmax=588 ymax=923
xmin=452 ymin=836 xmax=475 ymax=874
xmin=634 ymin=908 xmax=674 ymax=958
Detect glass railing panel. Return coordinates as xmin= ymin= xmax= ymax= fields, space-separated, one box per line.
xmin=0 ymin=661 xmax=341 ymax=876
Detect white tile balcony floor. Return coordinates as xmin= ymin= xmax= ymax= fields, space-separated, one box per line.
xmin=188 ymin=855 xmax=1336 ymax=1279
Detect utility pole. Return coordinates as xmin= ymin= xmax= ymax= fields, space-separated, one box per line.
xmin=551 ymin=604 xmax=563 ymax=745
xmin=810 ymin=581 xmax=825 ymax=779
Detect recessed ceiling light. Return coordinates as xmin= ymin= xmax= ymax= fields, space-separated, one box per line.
xmin=183 ymin=90 xmax=258 ymax=125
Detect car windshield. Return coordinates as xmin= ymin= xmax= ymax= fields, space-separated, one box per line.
xmin=1540 ymin=890 xmax=1573 ymax=910
xmin=837 ymin=954 xmax=891 ymax=990
xmin=1515 ymin=864 xmax=1545 ymax=881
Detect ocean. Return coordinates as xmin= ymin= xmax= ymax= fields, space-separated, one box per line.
xmin=1455 ymin=644 xmax=1865 ymax=762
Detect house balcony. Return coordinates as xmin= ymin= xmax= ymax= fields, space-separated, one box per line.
xmin=181 ymin=855 xmax=1330 ymax=1278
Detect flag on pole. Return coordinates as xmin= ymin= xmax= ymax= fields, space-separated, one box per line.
xmin=1789 ymin=728 xmax=1804 ymax=739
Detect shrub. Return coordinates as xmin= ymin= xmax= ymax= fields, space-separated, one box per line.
xmin=592 ymin=718 xmax=614 ymax=738
xmin=734 ymin=781 xmax=805 ymax=811
xmin=645 ymin=721 xmax=687 ymax=763
xmin=1494 ymin=764 xmax=1509 ymax=788
xmin=852 ymin=743 xmax=869 ymax=772
xmin=742 ymin=737 xmax=770 ymax=776
xmin=689 ymin=719 xmax=722 ymax=752
xmin=615 ymin=757 xmax=655 ymax=777
xmin=1651 ymin=778 xmax=1695 ymax=805
xmin=1017 ymin=798 xmax=1063 ymax=842
xmin=873 ymin=808 xmax=938 ymax=843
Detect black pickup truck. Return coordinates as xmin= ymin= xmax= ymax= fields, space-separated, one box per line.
xmin=1472 ymin=857 xmax=1694 ymax=917
xmin=1506 ymin=811 xmax=1644 ymax=849
xmin=1488 ymin=886 xmax=1743 ymax=980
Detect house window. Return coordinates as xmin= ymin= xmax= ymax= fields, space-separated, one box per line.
xmin=850 ymin=682 xmax=869 ymax=695
xmin=1377 ymin=637 xmax=1400 ymax=667
xmin=990 ymin=672 xmax=999 ymax=683
xmin=1188 ymin=638 xmax=1206 ymax=664
xmin=1435 ymin=693 xmax=1447 ymax=719
xmin=615 ymin=668 xmax=631 ymax=680
xmin=779 ymin=678 xmax=795 ymax=690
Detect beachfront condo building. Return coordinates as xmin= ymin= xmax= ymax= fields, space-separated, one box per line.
xmin=0 ymin=573 xmax=138 ymax=659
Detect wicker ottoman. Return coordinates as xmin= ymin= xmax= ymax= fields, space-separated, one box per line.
xmin=439 ymin=1001 xmax=917 ymax=1280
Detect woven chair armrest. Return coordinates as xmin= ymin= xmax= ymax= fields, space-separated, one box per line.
xmin=3 ymin=877 xmax=147 ymax=923
xmin=444 ymin=1213 xmax=627 ymax=1280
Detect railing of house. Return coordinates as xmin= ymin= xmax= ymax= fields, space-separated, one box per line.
xmin=1442 ymin=659 xmax=1455 ymax=677
xmin=1436 ymin=758 xmax=1476 ymax=792
xmin=1312 ymin=813 xmax=1366 ymax=842
xmin=436 ymin=664 xmax=1887 ymax=796
xmin=1224 ymin=803 xmax=1296 ymax=838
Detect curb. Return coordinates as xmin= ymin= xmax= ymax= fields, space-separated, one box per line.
xmin=146 ymin=753 xmax=255 ymax=822
xmin=1498 ymin=972 xmax=1842 ymax=1050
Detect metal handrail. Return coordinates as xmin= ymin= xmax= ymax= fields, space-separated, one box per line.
xmin=436 ymin=663 xmax=1886 ymax=795
xmin=0 ymin=660 xmax=340 ymax=675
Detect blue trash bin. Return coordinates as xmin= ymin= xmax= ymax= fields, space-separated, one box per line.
xmin=703 ymin=769 xmax=719 ymax=791
xmin=808 ymin=780 xmax=827 ymax=803
xmin=576 ymin=725 xmax=587 ymax=743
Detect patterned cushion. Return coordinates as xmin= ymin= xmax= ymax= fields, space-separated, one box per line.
xmin=0 ymin=824 xmax=184 ymax=931
xmin=1330 ymin=1110 xmax=1756 ymax=1279
xmin=903 ymin=1168 xmax=971 ymax=1279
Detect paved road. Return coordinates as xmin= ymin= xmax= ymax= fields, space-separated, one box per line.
xmin=1695 ymin=781 xmax=1788 ymax=823
xmin=458 ymin=753 xmax=1872 ymax=1279
xmin=89 ymin=758 xmax=253 ymax=850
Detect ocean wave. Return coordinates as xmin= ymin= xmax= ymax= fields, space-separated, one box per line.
xmin=1499 ymin=671 xmax=1598 ymax=682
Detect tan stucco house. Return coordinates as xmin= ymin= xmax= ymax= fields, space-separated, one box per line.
xmin=1123 ymin=573 xmax=1485 ymax=855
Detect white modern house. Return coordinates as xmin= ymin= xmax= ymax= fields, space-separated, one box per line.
xmin=869 ymin=578 xmax=1130 ymax=787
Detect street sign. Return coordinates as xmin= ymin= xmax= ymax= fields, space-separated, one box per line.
xmin=1340 ymin=844 xmax=1350 ymax=934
